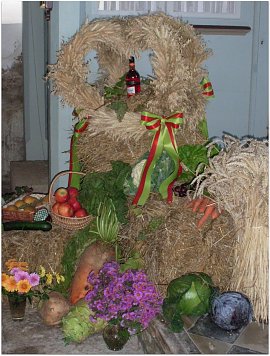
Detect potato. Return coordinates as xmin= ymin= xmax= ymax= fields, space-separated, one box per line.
xmin=38 ymin=291 xmax=70 ymax=326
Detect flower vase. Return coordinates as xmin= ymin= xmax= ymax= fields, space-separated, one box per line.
xmin=103 ymin=323 xmax=130 ymax=351
xmin=8 ymin=295 xmax=27 ymax=321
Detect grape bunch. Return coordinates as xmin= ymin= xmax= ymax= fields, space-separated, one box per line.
xmin=172 ymin=183 xmax=190 ymax=197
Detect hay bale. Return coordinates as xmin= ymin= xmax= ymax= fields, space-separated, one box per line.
xmin=120 ymin=195 xmax=236 ymax=297
xmin=77 ymin=115 xmax=205 ymax=174
xmin=2 ymin=227 xmax=75 ymax=273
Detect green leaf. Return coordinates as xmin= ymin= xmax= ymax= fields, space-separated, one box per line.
xmin=178 ymin=144 xmax=210 ymax=183
xmin=119 ymin=254 xmax=143 ymax=272
xmin=166 ymin=276 xmax=192 ymax=301
xmin=162 ymin=299 xmax=184 ymax=333
xmin=170 ymin=314 xmax=184 ymax=333
xmin=78 ymin=161 xmax=132 ymax=223
xmin=197 ymin=117 xmax=209 ymax=140
xmin=177 ymin=281 xmax=201 ymax=315
xmin=108 ymin=101 xmax=128 ymax=121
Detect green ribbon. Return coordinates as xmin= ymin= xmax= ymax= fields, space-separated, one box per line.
xmin=68 ymin=116 xmax=90 ymax=189
xmin=132 ymin=111 xmax=184 ymax=206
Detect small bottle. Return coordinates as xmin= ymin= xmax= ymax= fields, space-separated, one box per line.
xmin=126 ymin=56 xmax=141 ymax=97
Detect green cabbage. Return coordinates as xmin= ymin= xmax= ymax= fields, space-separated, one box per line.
xmin=162 ymin=272 xmax=214 ymax=332
xmin=62 ymin=300 xmax=106 ymax=344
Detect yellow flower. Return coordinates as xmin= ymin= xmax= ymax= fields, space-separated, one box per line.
xmin=55 ymin=273 xmax=65 ymax=284
xmin=39 ymin=266 xmax=46 ymax=278
xmin=4 ymin=276 xmax=18 ymax=292
xmin=45 ymin=273 xmax=53 ymax=286
xmin=17 ymin=279 xmax=31 ymax=293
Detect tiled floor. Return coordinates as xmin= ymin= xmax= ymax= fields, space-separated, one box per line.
xmin=182 ymin=314 xmax=269 ymax=354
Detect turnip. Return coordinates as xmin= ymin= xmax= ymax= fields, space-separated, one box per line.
xmin=38 ymin=291 xmax=70 ymax=326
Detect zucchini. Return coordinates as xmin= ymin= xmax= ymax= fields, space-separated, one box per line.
xmin=3 ymin=221 xmax=52 ymax=232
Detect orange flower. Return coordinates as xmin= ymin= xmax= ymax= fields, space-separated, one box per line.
xmin=5 ymin=259 xmax=16 ymax=270
xmin=5 ymin=259 xmax=28 ymax=272
xmin=4 ymin=276 xmax=18 ymax=293
xmin=2 ymin=273 xmax=10 ymax=288
xmin=17 ymin=279 xmax=31 ymax=294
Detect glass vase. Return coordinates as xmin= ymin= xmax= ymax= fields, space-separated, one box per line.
xmin=103 ymin=323 xmax=130 ymax=351
xmin=8 ymin=295 xmax=27 ymax=321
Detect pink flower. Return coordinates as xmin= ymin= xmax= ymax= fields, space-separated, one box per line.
xmin=10 ymin=267 xmax=21 ymax=275
xmin=14 ymin=270 xmax=30 ymax=283
xmin=28 ymin=273 xmax=40 ymax=287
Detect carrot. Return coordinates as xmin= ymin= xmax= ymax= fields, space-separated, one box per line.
xmin=198 ymin=197 xmax=212 ymax=213
xmin=192 ymin=198 xmax=204 ymax=212
xmin=69 ymin=242 xmax=115 ymax=305
xmin=186 ymin=200 xmax=196 ymax=209
xmin=211 ymin=208 xmax=222 ymax=220
xmin=197 ymin=205 xmax=216 ymax=228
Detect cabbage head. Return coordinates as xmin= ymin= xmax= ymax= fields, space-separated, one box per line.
xmin=62 ymin=300 xmax=106 ymax=344
xmin=124 ymin=151 xmax=175 ymax=196
xmin=162 ymin=272 xmax=215 ymax=332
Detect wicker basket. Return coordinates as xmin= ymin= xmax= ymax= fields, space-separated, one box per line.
xmin=2 ymin=194 xmax=46 ymax=222
xmin=49 ymin=171 xmax=93 ymax=231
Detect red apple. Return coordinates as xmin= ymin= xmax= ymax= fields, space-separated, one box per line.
xmin=54 ymin=187 xmax=69 ymax=203
xmin=68 ymin=197 xmax=82 ymax=212
xmin=52 ymin=202 xmax=61 ymax=214
xmin=58 ymin=202 xmax=74 ymax=217
xmin=74 ymin=208 xmax=88 ymax=218
xmin=67 ymin=186 xmax=79 ymax=199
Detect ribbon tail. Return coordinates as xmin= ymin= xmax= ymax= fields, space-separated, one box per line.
xmin=133 ymin=130 xmax=163 ymax=206
xmin=159 ymin=125 xmax=181 ymax=203
xmin=68 ymin=118 xmax=89 ymax=189
xmin=69 ymin=134 xmax=81 ymax=189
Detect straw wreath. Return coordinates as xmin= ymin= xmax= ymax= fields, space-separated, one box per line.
xmin=47 ymin=12 xmax=211 ymax=135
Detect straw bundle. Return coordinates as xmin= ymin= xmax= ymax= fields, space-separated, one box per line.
xmin=193 ymin=135 xmax=269 ymax=323
xmin=119 ymin=194 xmax=236 ymax=297
xmin=2 ymin=227 xmax=75 ymax=273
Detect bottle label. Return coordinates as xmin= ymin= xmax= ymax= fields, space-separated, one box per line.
xmin=127 ymin=86 xmax=136 ymax=95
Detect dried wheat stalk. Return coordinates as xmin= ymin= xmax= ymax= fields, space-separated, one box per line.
xmin=192 ymin=135 xmax=269 ymax=323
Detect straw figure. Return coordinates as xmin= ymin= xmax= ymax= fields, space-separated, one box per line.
xmin=47 ymin=13 xmax=212 ymax=174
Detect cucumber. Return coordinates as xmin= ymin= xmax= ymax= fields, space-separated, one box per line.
xmin=3 ymin=221 xmax=52 ymax=232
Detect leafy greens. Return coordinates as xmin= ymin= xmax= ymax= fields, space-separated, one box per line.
xmin=162 ymin=272 xmax=215 ymax=332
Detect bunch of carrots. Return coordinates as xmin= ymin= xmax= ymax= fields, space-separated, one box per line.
xmin=186 ymin=196 xmax=222 ymax=229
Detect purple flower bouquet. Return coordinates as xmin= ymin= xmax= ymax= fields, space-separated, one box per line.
xmin=85 ymin=261 xmax=163 ymax=335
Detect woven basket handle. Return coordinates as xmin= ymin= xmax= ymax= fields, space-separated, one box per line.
xmin=48 ymin=171 xmax=86 ymax=204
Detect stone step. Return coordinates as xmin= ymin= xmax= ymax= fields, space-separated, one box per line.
xmin=10 ymin=160 xmax=49 ymax=194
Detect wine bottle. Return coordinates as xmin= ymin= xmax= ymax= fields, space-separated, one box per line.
xmin=125 ymin=56 xmax=141 ymax=97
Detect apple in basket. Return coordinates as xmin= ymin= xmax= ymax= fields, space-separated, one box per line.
xmin=68 ymin=197 xmax=81 ymax=212
xmin=58 ymin=202 xmax=74 ymax=217
xmin=54 ymin=188 xmax=69 ymax=203
xmin=67 ymin=187 xmax=79 ymax=199
xmin=74 ymin=208 xmax=88 ymax=218
xmin=52 ymin=202 xmax=61 ymax=214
